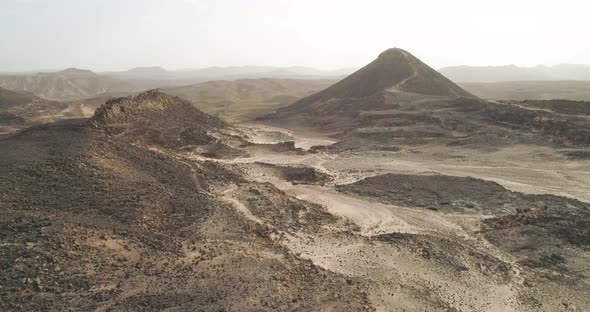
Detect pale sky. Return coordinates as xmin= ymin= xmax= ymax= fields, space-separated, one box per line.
xmin=1 ymin=0 xmax=589 ymax=72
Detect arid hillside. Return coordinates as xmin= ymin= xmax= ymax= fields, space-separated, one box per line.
xmin=0 ymin=68 xmax=139 ymax=100
xmin=0 ymin=87 xmax=93 ymax=135
xmin=165 ymin=78 xmax=334 ymax=121
xmin=0 ymin=77 xmax=334 ymax=134
xmin=0 ymin=90 xmax=372 ymax=311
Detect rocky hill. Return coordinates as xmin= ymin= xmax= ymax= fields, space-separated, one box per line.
xmin=277 ymin=48 xmax=473 ymax=116
xmin=313 ymin=48 xmax=472 ymax=98
xmin=0 ymin=90 xmax=370 ymax=311
xmin=90 ymin=89 xmax=223 ymax=128
xmin=87 ymin=90 xmax=226 ymax=149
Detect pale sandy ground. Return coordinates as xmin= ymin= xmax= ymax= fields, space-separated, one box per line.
xmin=207 ymin=123 xmax=589 ymax=311
xmin=239 ymin=122 xmax=338 ymax=149
xmin=236 ymin=123 xmax=590 ymax=203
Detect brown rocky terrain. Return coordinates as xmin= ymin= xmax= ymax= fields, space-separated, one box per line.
xmin=246 ymin=163 xmax=332 ymax=185
xmin=0 ymin=90 xmax=372 ymax=311
xmin=515 ymin=99 xmax=590 ymax=116
xmin=481 ymin=198 xmax=590 ymax=310
xmin=221 ymin=123 xmax=590 ymax=311
xmin=336 ymin=173 xmax=589 ymax=214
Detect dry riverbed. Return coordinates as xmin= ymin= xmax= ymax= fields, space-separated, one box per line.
xmin=208 ymin=123 xmax=590 ymax=311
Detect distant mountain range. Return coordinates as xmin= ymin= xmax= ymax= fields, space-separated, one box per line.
xmin=0 ymin=68 xmax=139 ymax=100
xmin=105 ymin=66 xmax=355 ymax=81
xmin=459 ymin=81 xmax=590 ymax=101
xmin=3 ymin=62 xmax=590 ymax=102
xmin=439 ymin=64 xmax=590 ymax=82
xmin=0 ymin=66 xmax=354 ymax=100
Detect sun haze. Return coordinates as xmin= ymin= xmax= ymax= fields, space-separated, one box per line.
xmin=1 ymin=0 xmax=589 ymax=71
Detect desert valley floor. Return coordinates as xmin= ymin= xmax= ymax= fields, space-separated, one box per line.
xmin=214 ymin=122 xmax=590 ymax=311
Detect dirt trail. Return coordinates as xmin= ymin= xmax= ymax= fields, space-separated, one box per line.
xmin=220 ymin=184 xmax=265 ymax=225
xmin=511 ymin=102 xmax=590 ymax=120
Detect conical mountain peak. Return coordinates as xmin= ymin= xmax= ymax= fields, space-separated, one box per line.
xmin=276 ymin=48 xmax=474 ymax=115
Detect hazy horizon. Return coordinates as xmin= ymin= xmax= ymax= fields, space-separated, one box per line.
xmin=2 ymin=0 xmax=589 ymax=72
